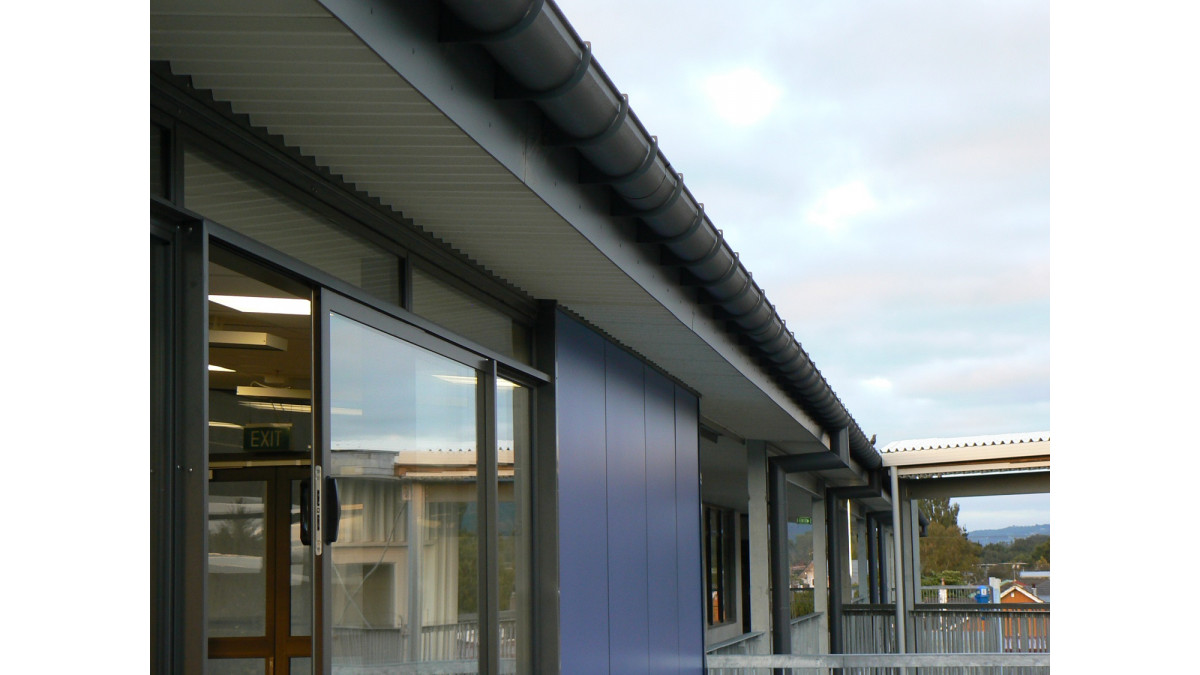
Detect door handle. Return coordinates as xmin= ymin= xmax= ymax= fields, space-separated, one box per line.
xmin=299 ymin=478 xmax=312 ymax=546
xmin=323 ymin=475 xmax=340 ymax=544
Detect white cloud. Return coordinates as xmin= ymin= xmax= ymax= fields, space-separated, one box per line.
xmin=805 ymin=180 xmax=878 ymax=231
xmin=862 ymin=376 xmax=893 ymax=393
xmin=700 ymin=67 xmax=783 ymax=127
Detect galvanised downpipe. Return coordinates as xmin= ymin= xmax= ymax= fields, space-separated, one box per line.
xmin=438 ymin=0 xmax=881 ymax=470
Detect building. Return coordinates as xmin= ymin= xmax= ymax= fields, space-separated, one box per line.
xmin=150 ymin=1 xmax=1047 ymax=673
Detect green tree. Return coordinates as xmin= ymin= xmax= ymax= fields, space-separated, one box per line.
xmin=921 ymin=498 xmax=961 ymax=528
xmin=918 ymin=499 xmax=981 ymax=579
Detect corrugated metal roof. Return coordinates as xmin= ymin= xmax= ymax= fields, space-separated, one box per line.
xmin=881 ymin=431 xmax=1050 ymax=454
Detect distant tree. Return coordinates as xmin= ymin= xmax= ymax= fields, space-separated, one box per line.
xmin=917 ymin=499 xmax=981 ymax=580
xmin=920 ymin=498 xmax=961 ymax=528
xmin=920 ymin=520 xmax=982 ymax=579
xmin=1030 ymin=539 xmax=1049 ymax=569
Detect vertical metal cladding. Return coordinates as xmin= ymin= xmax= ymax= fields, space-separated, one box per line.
xmin=439 ymin=0 xmax=879 ymax=469
xmin=554 ymin=312 xmax=704 ymax=673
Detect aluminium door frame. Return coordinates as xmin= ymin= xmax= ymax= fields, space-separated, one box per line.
xmin=151 ymin=199 xmax=209 ymax=675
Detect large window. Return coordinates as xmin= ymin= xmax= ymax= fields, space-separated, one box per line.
xmin=155 ymin=88 xmax=540 ymax=672
xmin=327 ymin=308 xmax=533 ymax=673
xmin=704 ymin=505 xmax=736 ymax=626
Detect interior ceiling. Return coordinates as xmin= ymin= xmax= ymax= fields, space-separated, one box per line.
xmin=151 ymin=0 xmax=824 ymax=449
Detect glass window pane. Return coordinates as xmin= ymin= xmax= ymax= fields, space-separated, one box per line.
xmin=329 ymin=313 xmax=479 ymax=673
xmin=208 ymin=481 xmax=268 ymax=637
xmin=208 ymin=259 xmax=312 ymax=460
xmin=410 ymin=267 xmax=530 ymax=365
xmin=184 ymin=147 xmax=400 ymax=305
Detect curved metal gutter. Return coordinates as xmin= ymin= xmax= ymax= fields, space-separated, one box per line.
xmin=438 ymin=0 xmax=881 ymax=470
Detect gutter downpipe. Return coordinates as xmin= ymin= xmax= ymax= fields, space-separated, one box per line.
xmin=890 ymin=466 xmax=907 ymax=661
xmin=437 ymin=0 xmax=882 ymax=469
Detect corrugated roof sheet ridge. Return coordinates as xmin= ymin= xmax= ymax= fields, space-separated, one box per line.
xmin=881 ymin=430 xmax=1050 ymax=453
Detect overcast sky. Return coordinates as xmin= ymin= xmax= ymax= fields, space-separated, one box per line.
xmin=555 ymin=0 xmax=1050 ymax=529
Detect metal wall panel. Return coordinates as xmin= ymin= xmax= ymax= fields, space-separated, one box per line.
xmin=645 ymin=371 xmax=681 ymax=674
xmin=556 ymin=311 xmax=704 ymax=674
xmin=555 ymin=314 xmax=610 ymax=674
xmin=604 ymin=342 xmax=650 ymax=675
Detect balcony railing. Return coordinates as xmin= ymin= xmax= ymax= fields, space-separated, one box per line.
xmin=708 ymin=605 xmax=1048 ymax=674
xmin=331 ymin=615 xmax=517 ymax=672
xmin=844 ymin=604 xmax=1049 ymax=655
xmin=920 ymin=584 xmax=987 ymax=604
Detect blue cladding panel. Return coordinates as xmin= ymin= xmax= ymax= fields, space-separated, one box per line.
xmin=605 ymin=342 xmax=650 ymax=675
xmin=555 ymin=312 xmax=704 ymax=674
xmin=556 ymin=313 xmax=610 ymax=675
xmin=645 ymin=370 xmax=681 ymax=674
xmin=674 ymin=387 xmax=704 ymax=673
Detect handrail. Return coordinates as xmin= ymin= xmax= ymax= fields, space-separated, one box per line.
xmin=704 ymin=630 xmax=765 ymax=653
xmin=843 ymin=603 xmax=1048 ymax=612
xmin=790 ymin=611 xmax=822 ymax=625
xmin=706 ymin=652 xmax=1049 ymax=669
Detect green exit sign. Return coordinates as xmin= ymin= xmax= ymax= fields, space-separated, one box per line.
xmin=244 ymin=424 xmax=292 ymax=451
xmin=795 ymin=516 xmax=812 ymax=525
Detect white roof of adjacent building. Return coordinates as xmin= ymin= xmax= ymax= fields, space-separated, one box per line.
xmin=881 ymin=431 xmax=1050 ymax=453
xmin=878 ymin=431 xmax=1050 ymax=475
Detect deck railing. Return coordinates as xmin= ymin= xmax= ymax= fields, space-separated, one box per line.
xmin=708 ymin=605 xmax=1048 ymax=673
xmin=920 ymin=585 xmax=986 ymax=604
xmin=330 ymin=615 xmax=517 ymax=669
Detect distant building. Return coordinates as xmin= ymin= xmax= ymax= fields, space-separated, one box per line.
xmin=1000 ymin=582 xmax=1044 ymax=604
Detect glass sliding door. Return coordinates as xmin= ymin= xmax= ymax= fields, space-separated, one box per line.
xmin=205 ymin=245 xmax=315 ymax=674
xmin=325 ymin=303 xmax=484 ymax=674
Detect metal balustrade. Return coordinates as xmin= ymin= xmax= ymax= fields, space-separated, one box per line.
xmin=708 ymin=605 xmax=1047 ymax=674
xmin=330 ymin=616 xmax=517 ymax=671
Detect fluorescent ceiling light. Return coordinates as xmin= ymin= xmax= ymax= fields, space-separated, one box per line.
xmin=210 ymin=330 xmax=288 ymax=352
xmin=433 ymin=375 xmax=519 ymax=388
xmin=239 ymin=401 xmax=312 ymax=414
xmin=237 ymin=385 xmax=311 ymax=400
xmin=210 ymin=295 xmax=311 ymax=315
xmin=209 ymin=364 xmax=236 ymax=373
xmin=209 ymin=421 xmax=244 ymax=429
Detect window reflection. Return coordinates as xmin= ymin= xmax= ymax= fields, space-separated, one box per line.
xmin=208 ymin=481 xmax=267 ymax=638
xmin=329 ymin=313 xmax=479 ymax=673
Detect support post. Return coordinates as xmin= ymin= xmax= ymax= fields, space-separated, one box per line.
xmin=890 ymin=467 xmax=907 ymax=656
xmin=825 ymin=490 xmax=845 ymax=655
xmin=747 ymin=441 xmax=772 ymax=639
xmin=898 ymin=489 xmax=919 ymax=653
xmin=875 ymin=518 xmax=889 ymax=604
xmin=866 ymin=514 xmax=878 ymax=604
xmin=768 ymin=458 xmax=792 ymax=662
xmin=812 ymin=495 xmax=828 ymax=655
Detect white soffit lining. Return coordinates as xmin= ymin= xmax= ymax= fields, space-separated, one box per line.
xmin=150 ymin=0 xmax=826 ymax=445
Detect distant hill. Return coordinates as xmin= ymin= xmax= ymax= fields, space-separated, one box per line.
xmin=967 ymin=524 xmax=1049 ymax=545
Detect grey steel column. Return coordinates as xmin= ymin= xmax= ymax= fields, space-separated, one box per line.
xmin=866 ymin=514 xmax=879 ymax=604
xmin=747 ymin=441 xmax=772 ymax=636
xmin=768 ymin=458 xmax=791 ymax=662
xmin=890 ymin=467 xmax=907 ymax=655
xmin=875 ymin=518 xmax=889 ymax=605
xmin=478 ymin=362 xmax=500 ymax=675
xmin=532 ymin=302 xmax=560 ymax=674
xmin=825 ymin=490 xmax=845 ymax=655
